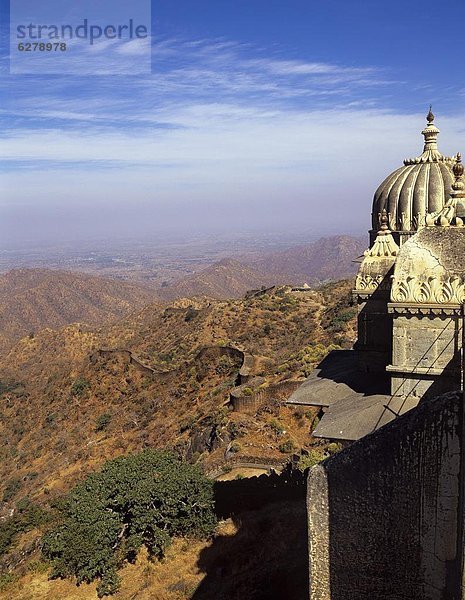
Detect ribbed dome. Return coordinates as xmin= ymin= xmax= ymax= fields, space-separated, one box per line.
xmin=372 ymin=109 xmax=455 ymax=233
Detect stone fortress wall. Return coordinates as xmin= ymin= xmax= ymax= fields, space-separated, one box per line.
xmin=90 ymin=344 xmax=248 ymax=384
xmin=91 ymin=348 xmax=166 ymax=378
xmin=91 ymin=342 xmax=303 ymax=414
xmin=307 ymin=390 xmax=463 ymax=600
xmin=230 ymin=379 xmax=303 ymax=412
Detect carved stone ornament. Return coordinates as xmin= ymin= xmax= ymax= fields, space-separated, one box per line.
xmin=372 ymin=108 xmax=455 ymax=234
xmin=354 ymin=209 xmax=399 ymax=296
xmin=391 ymin=275 xmax=465 ymax=304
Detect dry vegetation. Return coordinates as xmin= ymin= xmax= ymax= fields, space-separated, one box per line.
xmin=0 ymin=495 xmax=308 ymax=600
xmin=0 ymin=269 xmax=157 ymax=353
xmin=157 ymin=258 xmax=275 ymax=300
xmin=0 ymin=278 xmax=356 ymax=598
xmin=245 ymin=235 xmax=365 ymax=283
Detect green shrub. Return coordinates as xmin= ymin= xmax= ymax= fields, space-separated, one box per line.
xmin=42 ymin=450 xmax=217 ymax=597
xmin=327 ymin=442 xmax=343 ymax=455
xmin=327 ymin=308 xmax=357 ymax=332
xmin=95 ymin=413 xmax=112 ymax=432
xmin=2 ymin=477 xmax=22 ymax=503
xmin=310 ymin=415 xmax=320 ymax=432
xmin=228 ymin=421 xmax=247 ymax=439
xmin=71 ymin=378 xmax=89 ymax=397
xmin=215 ymin=356 xmax=236 ymax=375
xmin=337 ymin=308 xmax=357 ymax=322
xmin=269 ymin=419 xmax=285 ymax=436
xmin=0 ymin=573 xmax=18 ymax=592
xmin=297 ymin=449 xmax=325 ymax=471
xmin=0 ymin=501 xmax=48 ymax=556
xmin=278 ymin=439 xmax=296 ymax=454
xmin=28 ymin=559 xmax=50 ymax=574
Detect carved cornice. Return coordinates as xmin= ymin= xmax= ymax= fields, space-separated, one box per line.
xmin=353 ymin=290 xmax=390 ymax=302
xmin=391 ymin=275 xmax=465 ymax=305
xmin=388 ymin=302 xmax=462 ymax=316
xmin=386 ymin=364 xmax=460 ymax=376
xmin=354 ymin=273 xmax=392 ymax=294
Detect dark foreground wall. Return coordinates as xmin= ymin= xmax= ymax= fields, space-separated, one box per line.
xmin=307 ymin=391 xmax=462 ymax=600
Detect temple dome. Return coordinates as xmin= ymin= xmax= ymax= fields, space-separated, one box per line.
xmin=372 ymin=109 xmax=455 ymax=235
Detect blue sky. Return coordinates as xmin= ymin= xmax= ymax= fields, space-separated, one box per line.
xmin=2 ymin=0 xmax=465 ymax=245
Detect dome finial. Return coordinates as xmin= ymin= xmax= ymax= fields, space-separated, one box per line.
xmin=426 ymin=105 xmax=434 ymax=124
xmin=451 ymin=152 xmax=465 ymax=197
xmin=378 ymin=208 xmax=390 ymax=234
xmin=404 ymin=108 xmax=452 ymax=166
xmin=453 ymin=152 xmax=463 ymax=178
xmin=421 ymin=107 xmax=440 ymax=153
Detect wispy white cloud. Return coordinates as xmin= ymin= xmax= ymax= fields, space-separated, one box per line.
xmin=1 ymin=35 xmax=460 ymax=239
xmin=4 ymin=35 xmax=393 ymax=123
xmin=115 ymin=38 xmax=150 ymax=56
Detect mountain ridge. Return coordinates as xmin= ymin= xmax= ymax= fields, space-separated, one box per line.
xmin=157 ymin=234 xmax=366 ymax=299
xmin=0 ymin=268 xmax=157 ymax=352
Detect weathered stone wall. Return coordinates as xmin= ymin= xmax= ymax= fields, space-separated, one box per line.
xmin=387 ymin=311 xmax=461 ymax=400
xmin=307 ymin=391 xmax=462 ymax=600
xmin=354 ymin=292 xmax=392 ymax=374
xmin=206 ymin=455 xmax=287 ymax=479
xmin=231 ymin=379 xmax=303 ymax=413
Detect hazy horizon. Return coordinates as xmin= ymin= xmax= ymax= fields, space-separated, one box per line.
xmin=0 ymin=210 xmax=367 ymax=248
xmin=0 ymin=222 xmax=366 ymax=255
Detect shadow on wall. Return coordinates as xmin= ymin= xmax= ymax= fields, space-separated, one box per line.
xmin=193 ymin=471 xmax=309 ymax=600
xmin=308 ymin=390 xmax=463 ymax=600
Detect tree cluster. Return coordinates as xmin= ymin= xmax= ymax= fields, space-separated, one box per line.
xmin=42 ymin=450 xmax=216 ymax=596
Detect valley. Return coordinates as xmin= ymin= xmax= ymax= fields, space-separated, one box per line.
xmin=0 ymin=236 xmax=359 ymax=599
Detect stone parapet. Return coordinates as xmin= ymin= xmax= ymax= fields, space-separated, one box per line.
xmin=307 ymin=391 xmax=462 ymax=599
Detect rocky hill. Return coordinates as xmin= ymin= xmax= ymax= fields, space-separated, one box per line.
xmin=157 ymin=258 xmax=274 ymax=300
xmin=156 ymin=235 xmax=366 ymax=300
xmin=0 ymin=269 xmax=157 ymax=352
xmin=0 ymin=278 xmax=356 ymax=599
xmin=244 ymin=235 xmax=366 ymax=284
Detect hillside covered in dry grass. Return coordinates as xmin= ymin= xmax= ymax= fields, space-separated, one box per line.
xmin=0 ymin=269 xmax=157 ymax=353
xmin=244 ymin=235 xmax=365 ymax=283
xmin=157 ymin=258 xmax=274 ymax=301
xmin=0 ymin=279 xmax=356 ymax=599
